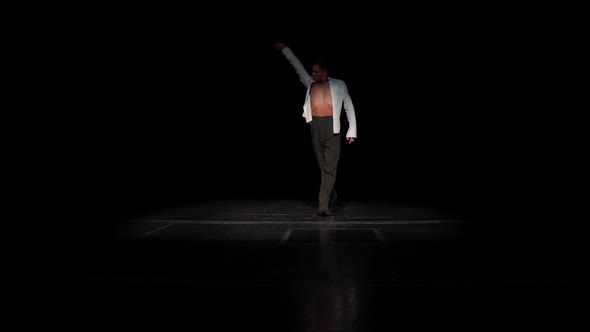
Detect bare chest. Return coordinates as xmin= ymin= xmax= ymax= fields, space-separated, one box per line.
xmin=310 ymin=82 xmax=333 ymax=116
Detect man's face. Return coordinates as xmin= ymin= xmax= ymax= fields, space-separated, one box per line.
xmin=311 ymin=65 xmax=328 ymax=83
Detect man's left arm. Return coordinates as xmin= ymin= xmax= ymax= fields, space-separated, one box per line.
xmin=342 ymin=86 xmax=357 ymax=144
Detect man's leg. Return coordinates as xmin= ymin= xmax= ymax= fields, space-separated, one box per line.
xmin=310 ymin=119 xmax=325 ymax=214
xmin=319 ymin=132 xmax=340 ymax=213
xmin=310 ymin=117 xmax=340 ymax=216
xmin=329 ymin=187 xmax=337 ymax=212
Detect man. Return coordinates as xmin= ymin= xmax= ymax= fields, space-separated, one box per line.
xmin=275 ymin=42 xmax=357 ymax=217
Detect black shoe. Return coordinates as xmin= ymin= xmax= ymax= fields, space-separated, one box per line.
xmin=328 ymin=203 xmax=335 ymax=213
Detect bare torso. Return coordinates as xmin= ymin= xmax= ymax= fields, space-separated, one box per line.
xmin=310 ymin=82 xmax=333 ymax=117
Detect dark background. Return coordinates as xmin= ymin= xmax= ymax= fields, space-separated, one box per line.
xmin=14 ymin=7 xmax=568 ymax=330
xmin=50 ymin=5 xmax=560 ymax=245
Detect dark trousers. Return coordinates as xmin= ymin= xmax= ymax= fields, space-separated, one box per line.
xmin=310 ymin=116 xmax=340 ymax=211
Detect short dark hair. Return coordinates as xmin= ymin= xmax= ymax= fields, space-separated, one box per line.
xmin=312 ymin=57 xmax=330 ymax=73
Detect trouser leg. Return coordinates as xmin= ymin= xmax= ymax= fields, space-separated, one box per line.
xmin=319 ymin=133 xmax=340 ymax=210
xmin=310 ymin=117 xmax=340 ymax=212
xmin=329 ymin=187 xmax=337 ymax=211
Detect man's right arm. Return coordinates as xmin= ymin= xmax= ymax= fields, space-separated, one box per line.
xmin=275 ymin=42 xmax=312 ymax=87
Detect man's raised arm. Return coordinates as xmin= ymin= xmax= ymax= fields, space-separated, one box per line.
xmin=275 ymin=42 xmax=313 ymax=87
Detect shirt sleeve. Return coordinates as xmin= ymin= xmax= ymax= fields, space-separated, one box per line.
xmin=343 ymin=91 xmax=357 ymax=138
xmin=281 ymin=47 xmax=313 ymax=87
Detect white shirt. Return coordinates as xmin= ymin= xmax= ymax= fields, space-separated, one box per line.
xmin=281 ymin=47 xmax=357 ymax=138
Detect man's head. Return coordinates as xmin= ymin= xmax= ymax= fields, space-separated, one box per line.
xmin=311 ymin=58 xmax=329 ymax=83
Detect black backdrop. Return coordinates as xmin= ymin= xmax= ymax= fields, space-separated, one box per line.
xmin=56 ymin=6 xmax=557 ymax=240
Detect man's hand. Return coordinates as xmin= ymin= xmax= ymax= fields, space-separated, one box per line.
xmin=274 ymin=42 xmax=285 ymax=50
xmin=347 ymin=137 xmax=356 ymax=144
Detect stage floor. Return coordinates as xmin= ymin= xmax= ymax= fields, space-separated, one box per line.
xmin=46 ymin=199 xmax=569 ymax=331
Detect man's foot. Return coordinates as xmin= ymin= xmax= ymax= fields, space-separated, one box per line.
xmin=317 ymin=209 xmax=334 ymax=217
